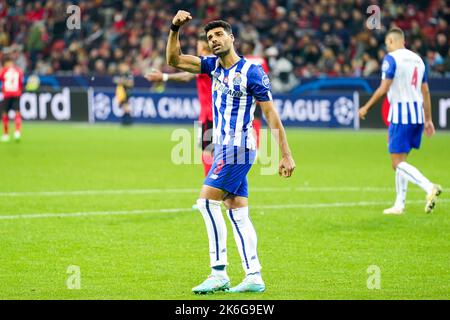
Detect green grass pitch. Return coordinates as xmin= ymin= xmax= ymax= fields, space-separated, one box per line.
xmin=0 ymin=123 xmax=448 ymax=299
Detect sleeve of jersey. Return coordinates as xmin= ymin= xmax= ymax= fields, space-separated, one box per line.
xmin=381 ymin=54 xmax=396 ymax=80
xmin=247 ymin=65 xmax=273 ymax=102
xmin=422 ymin=63 xmax=428 ymax=83
xmin=200 ymin=56 xmax=217 ymax=76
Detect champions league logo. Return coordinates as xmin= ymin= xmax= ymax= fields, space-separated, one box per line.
xmin=333 ymin=97 xmax=354 ymax=125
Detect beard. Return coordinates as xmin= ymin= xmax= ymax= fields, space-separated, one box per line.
xmin=214 ymin=47 xmax=230 ymax=58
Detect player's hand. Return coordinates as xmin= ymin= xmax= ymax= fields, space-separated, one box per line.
xmin=359 ymin=105 xmax=369 ymax=120
xmin=424 ymin=120 xmax=435 ymax=138
xmin=172 ymin=10 xmax=192 ymax=27
xmin=145 ymin=71 xmax=163 ymax=82
xmin=279 ymin=154 xmax=295 ymax=178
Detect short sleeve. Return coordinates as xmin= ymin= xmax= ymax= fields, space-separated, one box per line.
xmin=381 ymin=54 xmax=396 ymax=80
xmin=422 ymin=62 xmax=428 ymax=83
xmin=247 ymin=64 xmax=273 ymax=102
xmin=200 ymin=56 xmax=217 ymax=76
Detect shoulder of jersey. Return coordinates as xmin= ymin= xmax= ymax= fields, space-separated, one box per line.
xmin=244 ymin=59 xmax=265 ymax=73
xmin=391 ymin=48 xmax=415 ymax=58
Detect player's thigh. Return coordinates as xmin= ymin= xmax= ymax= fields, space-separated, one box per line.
xmin=0 ymin=99 xmax=6 ymax=114
xmin=10 ymin=97 xmax=19 ymax=112
xmin=199 ymin=184 xmax=226 ymax=201
xmin=388 ymin=124 xmax=411 ymax=156
xmin=411 ymin=124 xmax=424 ymax=149
xmin=223 ymin=195 xmax=248 ymax=209
xmin=0 ymin=98 xmax=14 ymax=114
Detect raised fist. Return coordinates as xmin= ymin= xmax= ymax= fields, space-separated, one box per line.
xmin=145 ymin=70 xmax=163 ymax=82
xmin=172 ymin=10 xmax=192 ymax=27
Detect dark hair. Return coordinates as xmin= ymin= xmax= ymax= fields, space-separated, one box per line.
xmin=386 ymin=27 xmax=404 ymax=39
xmin=204 ymin=20 xmax=232 ymax=35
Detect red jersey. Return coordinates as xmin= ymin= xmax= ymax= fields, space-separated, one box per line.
xmin=196 ymin=73 xmax=213 ymax=123
xmin=381 ymin=97 xmax=390 ymax=127
xmin=0 ymin=65 xmax=24 ymax=98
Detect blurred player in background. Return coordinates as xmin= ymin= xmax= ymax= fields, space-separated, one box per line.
xmin=114 ymin=64 xmax=134 ymax=126
xmin=146 ymin=34 xmax=214 ymax=176
xmin=359 ymin=27 xmax=442 ymax=215
xmin=167 ymin=11 xmax=295 ymax=294
xmin=0 ymin=55 xmax=24 ymax=142
xmin=241 ymin=41 xmax=269 ymax=151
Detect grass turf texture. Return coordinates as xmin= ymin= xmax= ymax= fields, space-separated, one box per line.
xmin=0 ymin=123 xmax=448 ymax=300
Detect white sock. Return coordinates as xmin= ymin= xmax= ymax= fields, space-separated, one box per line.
xmin=227 ymin=207 xmax=262 ymax=276
xmin=196 ymin=199 xmax=228 ymax=270
xmin=394 ymin=168 xmax=408 ymax=208
xmin=211 ymin=267 xmax=228 ymax=278
xmin=397 ymin=162 xmax=433 ymax=195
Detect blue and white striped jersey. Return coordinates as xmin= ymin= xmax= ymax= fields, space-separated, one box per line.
xmin=382 ymin=48 xmax=427 ymax=125
xmin=201 ymin=56 xmax=272 ymax=150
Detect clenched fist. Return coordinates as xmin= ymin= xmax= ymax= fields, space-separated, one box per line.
xmin=172 ymin=10 xmax=192 ymax=27
xmin=145 ymin=70 xmax=163 ymax=82
xmin=359 ymin=105 xmax=369 ymax=120
xmin=279 ymin=154 xmax=296 ymax=178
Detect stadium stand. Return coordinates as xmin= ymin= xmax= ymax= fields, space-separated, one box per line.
xmin=0 ymin=0 xmax=449 ymax=88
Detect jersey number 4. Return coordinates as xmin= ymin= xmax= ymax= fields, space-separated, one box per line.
xmin=411 ymin=66 xmax=418 ymax=89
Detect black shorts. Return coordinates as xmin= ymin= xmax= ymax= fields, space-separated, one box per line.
xmin=201 ymin=119 xmax=213 ymax=151
xmin=1 ymin=97 xmax=20 ymax=113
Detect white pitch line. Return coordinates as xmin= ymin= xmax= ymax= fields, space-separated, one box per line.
xmin=0 ymin=199 xmax=447 ymax=220
xmin=0 ymin=186 xmax=427 ymax=197
xmin=0 ymin=208 xmax=188 ymax=220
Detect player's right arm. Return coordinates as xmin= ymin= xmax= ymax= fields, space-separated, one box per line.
xmin=166 ymin=10 xmax=201 ymax=74
xmin=359 ymin=54 xmax=396 ymax=119
xmin=359 ymin=79 xmax=392 ymax=119
xmin=421 ymin=82 xmax=435 ymax=137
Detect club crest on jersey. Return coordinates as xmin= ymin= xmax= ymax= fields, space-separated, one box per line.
xmin=262 ymin=74 xmax=270 ymax=88
xmin=212 ymin=71 xmax=221 ymax=79
xmin=233 ymin=73 xmax=242 ymax=85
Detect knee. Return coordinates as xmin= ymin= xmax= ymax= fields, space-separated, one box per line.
xmin=196 ymin=198 xmax=221 ymax=211
xmin=196 ymin=198 xmax=207 ymax=210
xmin=223 ymin=201 xmax=233 ymax=210
xmin=224 ymin=198 xmax=247 ymax=210
xmin=392 ymin=160 xmax=405 ymax=170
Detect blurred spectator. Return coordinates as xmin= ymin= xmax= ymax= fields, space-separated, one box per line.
xmin=268 ymin=47 xmax=299 ymax=93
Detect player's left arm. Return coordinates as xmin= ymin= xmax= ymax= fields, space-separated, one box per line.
xmin=359 ymin=79 xmax=392 ymax=119
xmin=145 ymin=70 xmax=195 ymax=82
xmin=259 ymin=100 xmax=296 ymax=178
xmin=421 ymin=82 xmax=435 ymax=137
